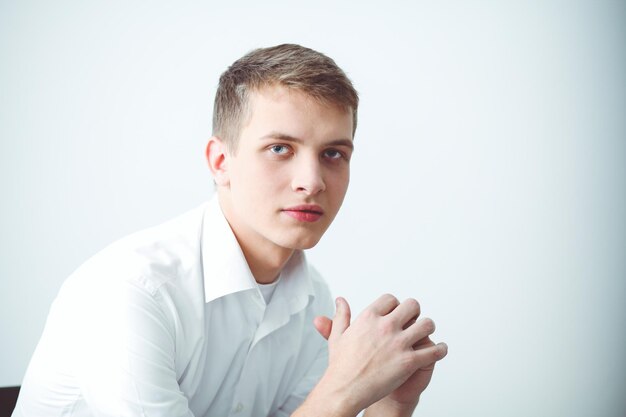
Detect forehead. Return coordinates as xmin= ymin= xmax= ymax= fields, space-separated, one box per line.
xmin=242 ymin=85 xmax=353 ymax=140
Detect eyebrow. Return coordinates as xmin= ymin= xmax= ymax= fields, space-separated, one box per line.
xmin=259 ymin=132 xmax=354 ymax=150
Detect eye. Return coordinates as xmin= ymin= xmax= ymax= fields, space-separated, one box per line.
xmin=269 ymin=145 xmax=290 ymax=155
xmin=323 ymin=149 xmax=346 ymax=160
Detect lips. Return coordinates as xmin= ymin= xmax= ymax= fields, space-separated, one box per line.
xmin=282 ymin=204 xmax=324 ymax=223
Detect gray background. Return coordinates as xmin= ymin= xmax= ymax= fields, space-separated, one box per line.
xmin=1 ymin=1 xmax=625 ymax=416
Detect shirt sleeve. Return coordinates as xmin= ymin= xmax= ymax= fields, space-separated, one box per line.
xmin=270 ymin=340 xmax=329 ymax=417
xmin=76 ymin=278 xmax=195 ymax=417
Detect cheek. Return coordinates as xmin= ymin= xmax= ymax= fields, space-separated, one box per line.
xmin=327 ymin=169 xmax=350 ymax=198
xmin=231 ymin=158 xmax=286 ymax=198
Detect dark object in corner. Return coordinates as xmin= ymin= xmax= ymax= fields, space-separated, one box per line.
xmin=0 ymin=386 xmax=20 ymax=417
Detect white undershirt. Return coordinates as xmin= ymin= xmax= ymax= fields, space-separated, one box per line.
xmin=258 ymin=276 xmax=281 ymax=304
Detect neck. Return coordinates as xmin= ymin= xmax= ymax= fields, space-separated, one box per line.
xmin=239 ymin=240 xmax=294 ymax=284
xmin=217 ymin=191 xmax=294 ymax=284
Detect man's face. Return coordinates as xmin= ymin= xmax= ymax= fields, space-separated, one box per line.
xmin=219 ymin=85 xmax=353 ymax=253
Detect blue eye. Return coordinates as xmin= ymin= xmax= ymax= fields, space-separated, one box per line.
xmin=270 ymin=145 xmax=289 ymax=155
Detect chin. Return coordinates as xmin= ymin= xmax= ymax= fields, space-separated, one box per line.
xmin=277 ymin=233 xmax=324 ymax=251
xmin=297 ymin=239 xmax=321 ymax=250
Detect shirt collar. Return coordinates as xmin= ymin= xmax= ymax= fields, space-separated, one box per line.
xmin=201 ymin=197 xmax=257 ymax=303
xmin=200 ymin=196 xmax=315 ymax=307
xmin=274 ymin=250 xmax=315 ymax=315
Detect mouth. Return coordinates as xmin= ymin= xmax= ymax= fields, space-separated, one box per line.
xmin=282 ymin=204 xmax=324 ymax=223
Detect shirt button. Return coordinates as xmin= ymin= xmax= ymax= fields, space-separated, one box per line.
xmin=234 ymin=402 xmax=244 ymax=412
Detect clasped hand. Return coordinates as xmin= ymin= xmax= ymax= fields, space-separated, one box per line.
xmin=313 ymin=294 xmax=448 ymax=416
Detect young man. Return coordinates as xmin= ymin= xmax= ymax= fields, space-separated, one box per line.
xmin=13 ymin=44 xmax=447 ymax=417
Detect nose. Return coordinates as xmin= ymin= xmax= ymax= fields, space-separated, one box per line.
xmin=291 ymin=156 xmax=326 ymax=195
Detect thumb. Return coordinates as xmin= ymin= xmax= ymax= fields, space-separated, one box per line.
xmin=329 ymin=297 xmax=351 ymax=341
xmin=313 ymin=316 xmax=332 ymax=340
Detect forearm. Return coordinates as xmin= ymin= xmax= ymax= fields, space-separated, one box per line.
xmin=290 ymin=374 xmax=360 ymax=417
xmin=363 ymin=398 xmax=418 ymax=417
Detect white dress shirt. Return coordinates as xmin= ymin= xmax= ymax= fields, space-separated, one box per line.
xmin=13 ymin=197 xmax=334 ymax=417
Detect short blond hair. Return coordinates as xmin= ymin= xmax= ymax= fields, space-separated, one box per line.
xmin=212 ymin=44 xmax=359 ymax=151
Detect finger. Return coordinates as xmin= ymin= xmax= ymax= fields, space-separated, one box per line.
xmin=402 ymin=317 xmax=417 ymax=330
xmin=388 ymin=298 xmax=421 ymax=327
xmin=412 ymin=335 xmax=434 ymax=350
xmin=313 ymin=316 xmax=332 ymax=340
xmin=418 ymin=358 xmax=436 ymax=372
xmin=404 ymin=317 xmax=436 ymax=348
xmin=410 ymin=342 xmax=448 ymax=369
xmin=369 ymin=293 xmax=400 ymax=316
xmin=329 ymin=297 xmax=351 ymax=341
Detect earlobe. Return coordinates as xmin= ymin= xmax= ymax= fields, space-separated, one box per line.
xmin=205 ymin=136 xmax=230 ymax=186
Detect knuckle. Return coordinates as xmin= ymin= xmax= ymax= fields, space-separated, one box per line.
xmin=399 ymin=352 xmax=417 ymax=373
xmin=389 ymin=336 xmax=404 ymax=351
xmin=381 ymin=293 xmax=399 ymax=305
xmin=422 ymin=317 xmax=436 ymax=334
xmin=405 ymin=298 xmax=421 ymax=314
xmin=404 ymin=298 xmax=420 ymax=317
xmin=361 ymin=308 xmax=375 ymax=320
xmin=379 ymin=319 xmax=395 ymax=335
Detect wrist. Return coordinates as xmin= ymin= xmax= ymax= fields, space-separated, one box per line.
xmin=297 ymin=372 xmax=361 ymax=417
xmin=364 ymin=396 xmax=418 ymax=417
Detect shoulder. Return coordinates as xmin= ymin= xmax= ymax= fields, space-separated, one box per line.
xmin=63 ymin=202 xmax=209 ymax=297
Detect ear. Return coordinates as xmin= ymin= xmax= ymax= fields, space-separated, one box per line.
xmin=205 ymin=136 xmax=230 ymax=186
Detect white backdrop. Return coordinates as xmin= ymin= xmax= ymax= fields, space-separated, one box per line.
xmin=1 ymin=1 xmax=625 ymax=416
